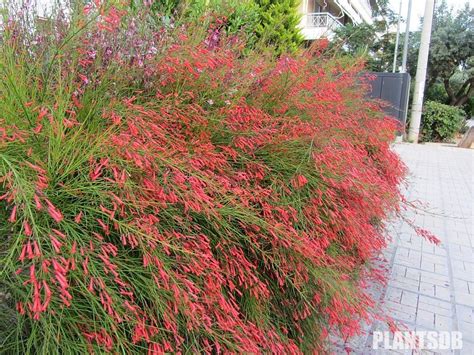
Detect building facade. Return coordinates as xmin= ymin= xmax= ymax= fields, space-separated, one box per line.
xmin=298 ymin=0 xmax=376 ymax=40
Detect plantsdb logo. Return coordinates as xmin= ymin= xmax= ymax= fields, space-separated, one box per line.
xmin=372 ymin=331 xmax=463 ymax=350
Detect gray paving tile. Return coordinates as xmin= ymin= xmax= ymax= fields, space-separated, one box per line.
xmin=358 ymin=143 xmax=474 ymax=353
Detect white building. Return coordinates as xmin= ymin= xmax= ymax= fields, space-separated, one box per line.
xmin=298 ymin=0 xmax=377 ymax=40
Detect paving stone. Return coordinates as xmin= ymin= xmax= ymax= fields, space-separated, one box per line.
xmin=420 ymin=260 xmax=437 ymax=272
xmin=453 ymin=279 xmax=471 ymax=295
xmin=418 ymin=295 xmax=452 ymax=310
xmin=357 ymin=144 xmax=474 ymax=353
xmin=455 ymin=293 xmax=474 ymax=308
xmin=404 ymin=267 xmax=421 ymax=282
xmin=434 ymin=285 xmax=452 ymax=301
xmin=385 ymin=287 xmax=403 ymax=304
xmin=458 ymin=321 xmax=474 ymax=342
xmin=420 ymin=272 xmax=450 ymax=285
xmin=418 ymin=281 xmax=436 ymax=297
xmin=460 ymin=341 xmax=474 ymax=355
xmin=400 ymin=291 xmax=419 ymax=307
xmin=455 ymin=305 xmax=473 ymax=324
xmin=434 ymin=314 xmax=453 ymax=330
xmin=416 ymin=309 xmax=435 ymax=328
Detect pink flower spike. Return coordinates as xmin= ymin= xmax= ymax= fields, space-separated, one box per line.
xmin=52 ymin=229 xmax=66 ymax=239
xmin=23 ymin=220 xmax=32 ymax=236
xmin=71 ymin=241 xmax=77 ymax=254
xmin=83 ymin=3 xmax=93 ymax=15
xmin=19 ymin=243 xmax=27 ymax=262
xmin=79 ymin=74 xmax=89 ymax=85
xmin=45 ymin=199 xmax=63 ymax=223
xmin=33 ymin=195 xmax=42 ymax=210
xmin=16 ymin=302 xmax=25 ymax=315
xmin=74 ymin=211 xmax=83 ymax=223
xmin=8 ymin=205 xmax=17 ymax=223
xmin=42 ymin=280 xmax=52 ymax=311
xmin=29 ymin=264 xmax=36 ymax=283
xmin=41 ymin=259 xmax=50 ymax=273
xmin=50 ymin=235 xmax=62 ymax=253
xmin=33 ymin=241 xmax=41 ymax=258
xmin=82 ymin=257 xmax=90 ymax=275
xmin=37 ymin=107 xmax=48 ymax=121
xmin=33 ymin=123 xmax=43 ymax=134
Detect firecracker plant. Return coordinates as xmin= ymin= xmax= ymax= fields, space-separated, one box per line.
xmin=0 ymin=1 xmax=435 ymax=353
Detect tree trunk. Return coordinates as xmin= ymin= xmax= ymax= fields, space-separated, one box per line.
xmin=444 ymin=78 xmax=455 ymax=104
xmin=451 ymin=78 xmax=473 ymax=107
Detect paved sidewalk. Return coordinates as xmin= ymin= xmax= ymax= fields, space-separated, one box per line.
xmin=361 ymin=143 xmax=474 ymax=354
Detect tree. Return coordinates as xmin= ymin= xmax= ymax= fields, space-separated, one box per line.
xmin=425 ymin=1 xmax=474 ymax=108
xmin=330 ymin=1 xmax=399 ymax=72
xmin=332 ymin=1 xmax=473 ymax=116
xmin=254 ymin=0 xmax=303 ymax=55
xmin=331 ymin=22 xmax=397 ymax=72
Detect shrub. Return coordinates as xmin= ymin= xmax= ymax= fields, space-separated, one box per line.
xmin=182 ymin=0 xmax=262 ymax=51
xmin=0 ymin=2 xmax=408 ymax=353
xmin=425 ymin=83 xmax=449 ymax=104
xmin=421 ymin=100 xmax=466 ymax=142
xmin=168 ymin=0 xmax=303 ymax=54
xmin=255 ymin=0 xmax=304 ymax=54
xmin=464 ymin=96 xmax=474 ymax=118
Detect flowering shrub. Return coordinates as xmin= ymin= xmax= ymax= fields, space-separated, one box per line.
xmin=0 ymin=2 xmax=409 ymax=353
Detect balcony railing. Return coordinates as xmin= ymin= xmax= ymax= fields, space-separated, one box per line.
xmin=306 ymin=12 xmax=343 ymax=29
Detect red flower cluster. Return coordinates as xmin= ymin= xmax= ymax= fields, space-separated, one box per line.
xmin=1 ymin=10 xmax=410 ymax=353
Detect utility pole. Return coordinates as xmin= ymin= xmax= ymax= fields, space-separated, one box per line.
xmin=407 ymin=0 xmax=435 ymax=143
xmin=401 ymin=0 xmax=413 ymax=73
xmin=392 ymin=0 xmax=403 ymax=72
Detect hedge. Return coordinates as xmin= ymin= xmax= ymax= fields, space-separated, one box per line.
xmin=0 ymin=2 xmax=412 ymax=353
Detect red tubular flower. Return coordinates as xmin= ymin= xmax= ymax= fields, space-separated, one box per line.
xmin=23 ymin=220 xmax=32 ymax=236
xmin=1 ymin=25 xmax=417 ymax=353
xmin=291 ymin=174 xmax=308 ymax=189
xmin=33 ymin=194 xmax=42 ymax=210
xmin=16 ymin=302 xmax=25 ymax=315
xmin=45 ymin=199 xmax=63 ymax=223
xmin=74 ymin=211 xmax=83 ymax=223
xmin=8 ymin=205 xmax=17 ymax=223
xmin=49 ymin=235 xmax=62 ymax=253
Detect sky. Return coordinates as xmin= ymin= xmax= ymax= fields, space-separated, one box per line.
xmin=388 ymin=0 xmax=474 ymax=31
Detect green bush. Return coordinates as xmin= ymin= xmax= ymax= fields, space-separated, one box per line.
xmin=464 ymin=96 xmax=474 ymax=118
xmin=425 ymin=83 xmax=449 ymax=105
xmin=152 ymin=0 xmax=303 ymax=55
xmin=421 ymin=101 xmax=466 ymax=142
xmin=255 ymin=0 xmax=303 ymax=54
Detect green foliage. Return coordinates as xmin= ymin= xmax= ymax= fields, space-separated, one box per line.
xmin=427 ymin=1 xmax=473 ymax=107
xmin=425 ymin=83 xmax=449 ymax=105
xmin=152 ymin=0 xmax=302 ymax=54
xmin=148 ymin=0 xmax=181 ymax=16
xmin=465 ymin=97 xmax=474 ymax=117
xmin=254 ymin=0 xmax=303 ymax=55
xmin=421 ymin=101 xmax=466 ymax=142
xmin=184 ymin=0 xmax=262 ymax=45
xmin=333 ymin=0 xmax=473 ymax=113
xmin=331 ymin=1 xmax=400 ymax=72
xmin=221 ymin=0 xmax=262 ymax=48
xmin=397 ymin=3 xmax=473 ymax=112
xmin=333 ymin=23 xmax=376 ymax=54
xmin=332 ymin=22 xmax=397 ymax=72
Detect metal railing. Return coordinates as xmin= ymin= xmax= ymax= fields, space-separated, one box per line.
xmin=306 ymin=12 xmax=343 ymax=29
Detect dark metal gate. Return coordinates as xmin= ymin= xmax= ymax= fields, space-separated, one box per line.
xmin=366 ymin=72 xmax=411 ymax=132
